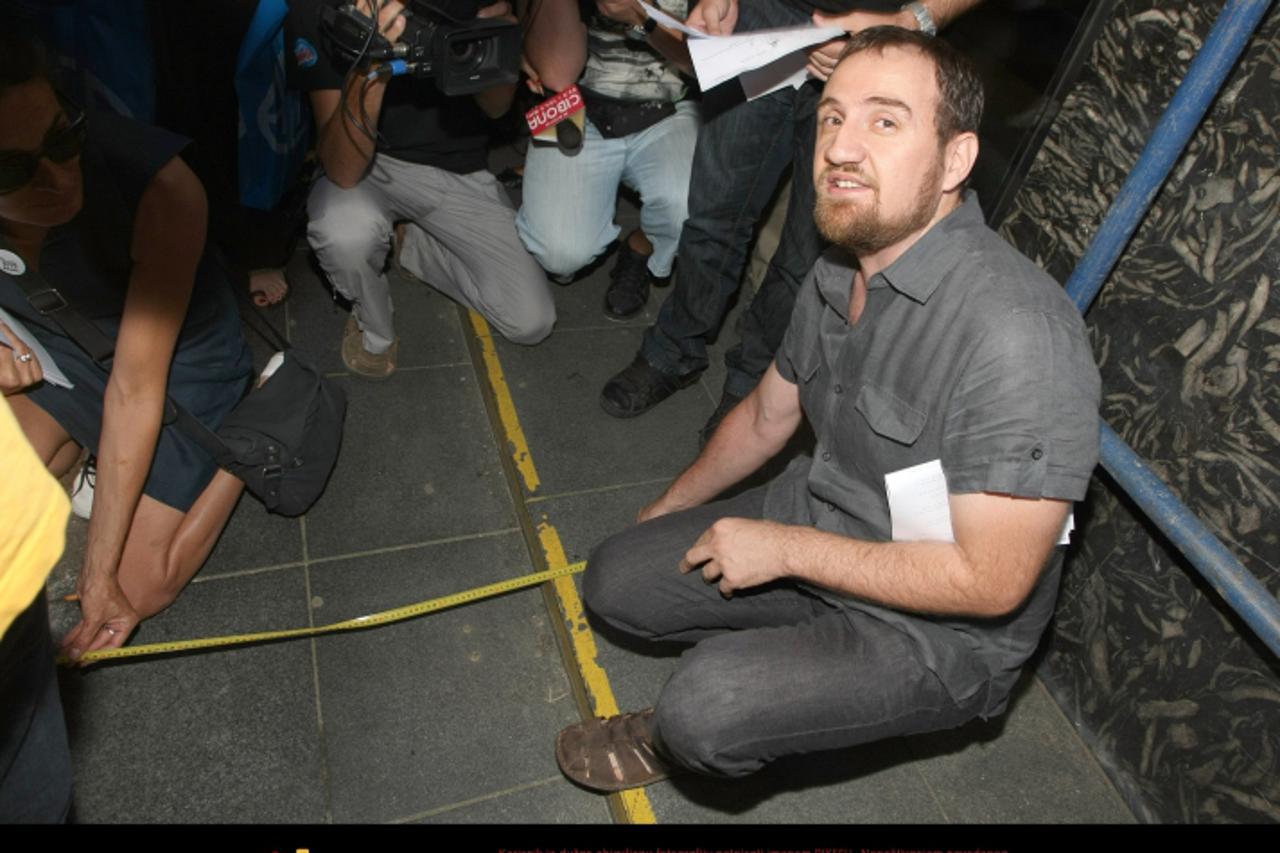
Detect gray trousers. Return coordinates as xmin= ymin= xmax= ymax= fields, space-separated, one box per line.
xmin=307 ymin=154 xmax=555 ymax=353
xmin=584 ymin=487 xmax=988 ymax=778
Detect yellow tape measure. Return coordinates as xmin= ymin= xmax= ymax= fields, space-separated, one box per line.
xmin=63 ymin=561 xmax=586 ymax=666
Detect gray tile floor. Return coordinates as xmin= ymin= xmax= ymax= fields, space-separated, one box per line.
xmin=44 ymin=159 xmax=1134 ymax=826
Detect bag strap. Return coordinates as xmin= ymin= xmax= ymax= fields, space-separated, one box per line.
xmin=0 ymin=232 xmax=237 ymax=469
xmin=0 ymin=233 xmax=117 ymax=363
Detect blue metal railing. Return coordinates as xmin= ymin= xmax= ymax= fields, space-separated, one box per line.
xmin=1064 ymin=0 xmax=1279 ymax=657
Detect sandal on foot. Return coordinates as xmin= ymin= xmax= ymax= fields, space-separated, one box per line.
xmin=555 ymin=708 xmax=671 ymax=792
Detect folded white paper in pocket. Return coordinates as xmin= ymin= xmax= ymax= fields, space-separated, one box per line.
xmin=886 ymin=459 xmax=1072 ymax=545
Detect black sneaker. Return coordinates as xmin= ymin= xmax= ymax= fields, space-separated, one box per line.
xmin=698 ymin=390 xmax=745 ymax=447
xmin=600 ymin=355 xmax=700 ymax=418
xmin=604 ymin=243 xmax=654 ymax=321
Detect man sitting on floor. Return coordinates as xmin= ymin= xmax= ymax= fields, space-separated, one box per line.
xmin=287 ymin=0 xmax=555 ymax=380
xmin=555 ymin=26 xmax=1101 ymax=791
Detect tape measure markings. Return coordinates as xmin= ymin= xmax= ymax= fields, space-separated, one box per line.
xmin=65 ymin=562 xmax=585 ymax=665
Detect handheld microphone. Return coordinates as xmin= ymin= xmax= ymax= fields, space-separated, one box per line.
xmin=526 ymin=85 xmax=587 ymax=157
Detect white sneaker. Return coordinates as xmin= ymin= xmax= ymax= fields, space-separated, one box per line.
xmin=70 ymin=456 xmax=96 ymax=520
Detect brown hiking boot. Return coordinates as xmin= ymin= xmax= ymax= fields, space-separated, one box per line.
xmin=341 ymin=315 xmax=398 ymax=380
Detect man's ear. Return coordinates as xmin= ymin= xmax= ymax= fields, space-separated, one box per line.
xmin=941 ymin=131 xmax=979 ymax=193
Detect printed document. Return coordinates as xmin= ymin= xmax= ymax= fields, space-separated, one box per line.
xmin=639 ymin=1 xmax=843 ymax=97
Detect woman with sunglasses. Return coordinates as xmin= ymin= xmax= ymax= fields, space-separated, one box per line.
xmin=0 ymin=34 xmax=254 ymax=662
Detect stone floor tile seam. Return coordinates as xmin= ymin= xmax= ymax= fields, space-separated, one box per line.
xmin=550 ymin=320 xmax=653 ymax=333
xmin=302 ymin=526 xmax=524 ymax=567
xmin=1032 ymin=676 xmax=1136 ymax=820
xmin=189 ymin=560 xmax=307 ymax=584
xmin=304 ymin=563 xmax=337 ymax=825
xmin=388 ymin=774 xmax=566 ymax=823
xmin=322 ymin=361 xmax=472 ymax=380
xmin=530 ymin=324 xmax=650 ymax=336
xmin=525 ymin=477 xmax=674 ymax=506
xmin=912 ymin=760 xmax=955 ymax=824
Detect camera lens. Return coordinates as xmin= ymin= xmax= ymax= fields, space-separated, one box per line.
xmin=446 ymin=35 xmax=489 ymax=74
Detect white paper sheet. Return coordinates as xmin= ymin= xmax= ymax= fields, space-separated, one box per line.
xmin=886 ymin=459 xmax=1073 ymax=545
xmin=0 ymin=306 xmax=73 ymax=389
xmin=685 ymin=25 xmax=844 ymax=92
xmin=638 ymin=1 xmax=707 ymax=38
xmin=639 ymin=2 xmax=842 ymax=98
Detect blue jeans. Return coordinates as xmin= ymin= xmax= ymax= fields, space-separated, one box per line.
xmin=640 ymin=0 xmax=828 ymax=397
xmin=0 ymin=592 xmax=72 ymax=823
xmin=516 ymin=101 xmax=701 ymax=279
xmin=584 ymin=488 xmax=989 ymax=777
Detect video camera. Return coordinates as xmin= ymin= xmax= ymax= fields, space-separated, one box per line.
xmin=318 ymin=0 xmax=521 ymax=96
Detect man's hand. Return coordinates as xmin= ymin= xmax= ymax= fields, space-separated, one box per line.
xmin=687 ymin=0 xmax=738 ymax=35
xmin=357 ymin=0 xmax=408 ymax=45
xmin=0 ymin=322 xmax=44 ymax=396
xmin=596 ymin=0 xmax=646 ymax=27
xmin=679 ymin=517 xmax=792 ymax=596
xmin=60 ymin=574 xmax=139 ymax=664
xmin=805 ymin=36 xmax=847 ymax=82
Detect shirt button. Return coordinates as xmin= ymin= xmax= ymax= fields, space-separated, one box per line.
xmin=834 ymin=384 xmax=844 ymax=394
xmin=826 ymin=502 xmax=836 ymax=512
xmin=822 ymin=450 xmax=831 ymax=461
xmin=1031 ymin=448 xmax=1044 ymax=460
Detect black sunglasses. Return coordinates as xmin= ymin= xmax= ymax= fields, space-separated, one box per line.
xmin=0 ymin=93 xmax=87 ymax=195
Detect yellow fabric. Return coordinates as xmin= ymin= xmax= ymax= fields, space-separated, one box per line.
xmin=0 ymin=397 xmax=69 ymax=640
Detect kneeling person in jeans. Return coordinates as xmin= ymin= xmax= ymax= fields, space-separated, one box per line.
xmin=556 ymin=27 xmax=1101 ymax=790
xmin=517 ymin=0 xmax=698 ymax=319
xmin=288 ymin=0 xmax=555 ymax=379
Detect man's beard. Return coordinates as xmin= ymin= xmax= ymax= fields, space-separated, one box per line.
xmin=814 ymin=158 xmax=944 ymax=257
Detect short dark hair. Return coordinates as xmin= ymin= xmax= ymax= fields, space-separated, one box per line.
xmin=837 ymin=26 xmax=984 ymax=146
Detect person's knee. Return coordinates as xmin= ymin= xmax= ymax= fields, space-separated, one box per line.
xmin=307 ymin=212 xmax=388 ymax=272
xmin=492 ymin=279 xmax=556 ymax=345
xmin=499 ymin=300 xmax=556 ymax=346
xmin=520 ymin=226 xmax=600 ymax=279
xmin=582 ymin=530 xmax=651 ymax=633
xmin=645 ymin=187 xmax=691 ymax=238
xmin=653 ymin=646 xmax=761 ymax=777
xmin=533 ymin=241 xmax=598 ymax=280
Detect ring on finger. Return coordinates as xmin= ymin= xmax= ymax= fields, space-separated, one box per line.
xmin=15 ymin=352 xmax=32 ymax=363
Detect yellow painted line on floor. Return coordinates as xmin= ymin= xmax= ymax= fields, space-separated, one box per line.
xmin=468 ymin=313 xmax=540 ymax=493
xmin=469 ymin=311 xmax=657 ymax=825
xmin=538 ymin=522 xmax=657 ymax=825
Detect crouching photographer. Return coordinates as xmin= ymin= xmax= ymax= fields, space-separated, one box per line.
xmin=290 ymin=0 xmax=556 ymax=381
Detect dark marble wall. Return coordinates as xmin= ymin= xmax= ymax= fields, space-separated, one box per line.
xmin=998 ymin=0 xmax=1280 ymax=824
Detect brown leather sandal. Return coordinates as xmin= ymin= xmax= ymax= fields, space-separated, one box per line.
xmin=555 ymin=708 xmax=671 ymax=792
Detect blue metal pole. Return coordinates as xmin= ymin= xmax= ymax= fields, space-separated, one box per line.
xmin=1098 ymin=425 xmax=1280 ymax=658
xmin=1065 ymin=0 xmax=1275 ymax=312
xmin=1058 ymin=0 xmax=1280 ymax=658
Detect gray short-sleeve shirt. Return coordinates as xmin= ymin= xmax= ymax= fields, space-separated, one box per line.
xmin=765 ymin=194 xmax=1101 ymax=713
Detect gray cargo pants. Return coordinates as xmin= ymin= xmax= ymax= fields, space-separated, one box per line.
xmin=307 ymin=154 xmax=555 ymax=353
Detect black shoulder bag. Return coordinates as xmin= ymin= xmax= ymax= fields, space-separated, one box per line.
xmin=1 ymin=237 xmax=346 ymax=517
